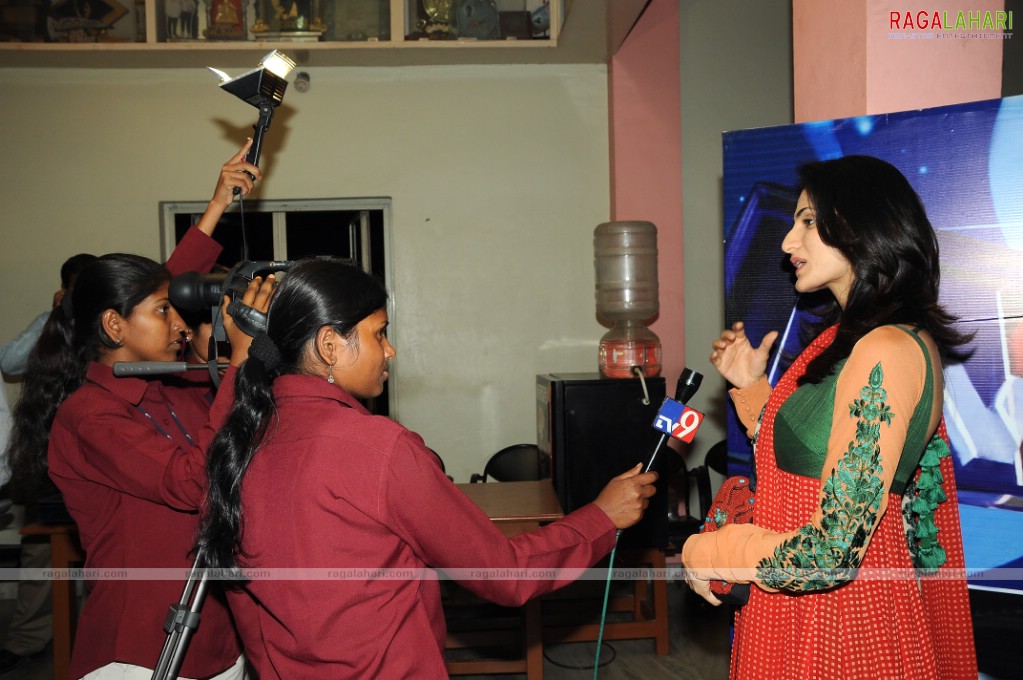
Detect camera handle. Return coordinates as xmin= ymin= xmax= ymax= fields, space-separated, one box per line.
xmin=226 ymin=298 xmax=269 ymax=337
xmin=205 ymin=299 xmax=268 ymax=388
xmin=151 ymin=551 xmax=210 ymax=680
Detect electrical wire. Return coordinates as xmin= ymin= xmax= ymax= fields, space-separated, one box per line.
xmin=543 ymin=641 xmax=617 ymax=670
xmin=591 ymin=538 xmax=619 ymax=677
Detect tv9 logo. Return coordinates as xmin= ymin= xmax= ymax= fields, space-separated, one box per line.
xmin=651 ymin=397 xmax=704 ymax=444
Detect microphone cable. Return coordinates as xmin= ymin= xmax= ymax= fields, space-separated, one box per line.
xmin=592 ymin=537 xmax=619 ymax=678
xmin=592 ymin=435 xmax=663 ymax=678
xmin=591 ymin=367 xmax=703 ymax=678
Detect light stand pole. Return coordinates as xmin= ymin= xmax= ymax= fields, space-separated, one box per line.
xmin=246 ymin=100 xmax=276 ymax=173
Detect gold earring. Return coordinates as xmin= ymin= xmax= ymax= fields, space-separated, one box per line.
xmin=327 ymin=363 xmax=335 ymax=384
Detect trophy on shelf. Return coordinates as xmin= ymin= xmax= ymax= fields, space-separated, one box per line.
xmin=255 ymin=0 xmax=325 ymax=41
xmin=417 ymin=0 xmax=457 ymax=39
xmin=251 ymin=0 xmax=270 ymax=33
xmin=205 ymin=0 xmax=245 ymax=39
xmin=46 ymin=0 xmax=130 ymax=43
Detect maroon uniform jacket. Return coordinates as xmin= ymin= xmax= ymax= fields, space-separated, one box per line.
xmin=228 ymin=374 xmax=617 ymax=679
xmin=48 ymin=228 xmax=243 ymax=679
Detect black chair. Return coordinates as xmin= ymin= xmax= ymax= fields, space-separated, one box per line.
xmin=428 ymin=448 xmax=454 ymax=482
xmin=665 ymin=453 xmax=713 ymax=554
xmin=704 ymin=438 xmax=730 ymax=477
xmin=469 ymin=444 xmax=543 ymax=483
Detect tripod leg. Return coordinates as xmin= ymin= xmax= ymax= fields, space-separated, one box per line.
xmin=152 ymin=629 xmax=182 ymax=679
xmin=164 ymin=575 xmax=210 ymax=680
xmin=151 ymin=553 xmax=211 ymax=680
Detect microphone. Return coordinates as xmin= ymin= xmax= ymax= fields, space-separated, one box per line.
xmin=113 ymin=362 xmax=210 ymax=377
xmin=644 ymin=367 xmax=705 ymax=473
xmin=612 ymin=367 xmax=705 ymax=541
xmin=675 ymin=367 xmax=703 ymax=407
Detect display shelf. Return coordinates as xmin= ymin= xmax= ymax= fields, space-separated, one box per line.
xmin=0 ymin=0 xmax=573 ymax=68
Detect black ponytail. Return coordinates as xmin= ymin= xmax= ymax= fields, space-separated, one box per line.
xmin=7 ymin=254 xmax=168 ymax=501
xmin=197 ymin=259 xmax=388 ymax=574
xmin=7 ymin=308 xmax=78 ymax=502
xmin=196 ymin=353 xmax=279 ymax=576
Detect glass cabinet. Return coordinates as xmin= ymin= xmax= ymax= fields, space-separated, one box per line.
xmin=0 ymin=0 xmax=559 ymax=48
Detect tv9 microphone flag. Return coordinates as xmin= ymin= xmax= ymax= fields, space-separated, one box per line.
xmin=652 ymin=397 xmax=705 ymax=444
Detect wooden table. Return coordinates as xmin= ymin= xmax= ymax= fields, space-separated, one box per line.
xmin=455 ymin=479 xmax=563 ymax=524
xmin=20 ymin=523 xmax=84 ymax=680
xmin=445 ymin=480 xmax=563 ymax=680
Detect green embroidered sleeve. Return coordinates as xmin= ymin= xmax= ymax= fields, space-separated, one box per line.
xmin=680 ymin=328 xmax=934 ymax=594
xmin=757 ymin=362 xmax=892 ymax=592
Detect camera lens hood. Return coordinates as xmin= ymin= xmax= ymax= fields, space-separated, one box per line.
xmin=168 ymin=271 xmax=228 ymax=312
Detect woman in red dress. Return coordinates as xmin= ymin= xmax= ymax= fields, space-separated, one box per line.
xmin=682 ymin=155 xmax=977 ymax=679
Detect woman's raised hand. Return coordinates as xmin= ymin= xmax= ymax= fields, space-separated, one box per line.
xmin=196 ymin=139 xmax=263 ymax=237
xmin=709 ymin=321 xmax=778 ymax=389
xmin=211 ymin=138 xmax=262 ymax=205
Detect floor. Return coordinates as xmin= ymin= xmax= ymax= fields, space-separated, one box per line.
xmin=0 ymin=578 xmax=732 ymax=680
xmin=0 ymin=578 xmax=1016 ymax=679
xmin=544 ymin=585 xmax=732 ymax=680
xmin=450 ymin=579 xmax=733 ymax=680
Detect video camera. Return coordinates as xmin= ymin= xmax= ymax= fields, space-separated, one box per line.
xmin=167 ymin=260 xmax=294 ymax=384
xmin=169 ymin=259 xmax=294 ymax=338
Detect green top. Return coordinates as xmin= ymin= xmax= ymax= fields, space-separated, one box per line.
xmin=772 ymin=325 xmax=935 ymax=496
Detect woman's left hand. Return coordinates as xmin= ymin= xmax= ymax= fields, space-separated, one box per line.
xmin=684 ymin=568 xmax=723 ymax=606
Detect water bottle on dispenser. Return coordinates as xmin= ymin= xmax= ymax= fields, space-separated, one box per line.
xmin=594 ymin=220 xmax=662 ymax=378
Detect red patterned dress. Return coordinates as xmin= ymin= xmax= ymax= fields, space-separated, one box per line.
xmin=683 ymin=325 xmax=976 ymax=679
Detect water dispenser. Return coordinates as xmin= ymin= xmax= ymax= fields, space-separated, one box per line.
xmin=593 ymin=220 xmax=662 ymax=378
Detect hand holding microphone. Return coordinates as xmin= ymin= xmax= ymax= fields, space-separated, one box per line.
xmin=595 ymin=367 xmax=706 ymax=533
xmin=591 ymin=367 xmax=707 ymax=674
xmin=594 ymin=464 xmax=659 ymax=530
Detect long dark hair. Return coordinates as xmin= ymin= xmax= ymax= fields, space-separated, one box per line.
xmin=7 ymin=254 xmax=170 ymax=499
xmin=797 ymin=155 xmax=970 ymax=385
xmin=197 ymin=259 xmax=388 ymax=574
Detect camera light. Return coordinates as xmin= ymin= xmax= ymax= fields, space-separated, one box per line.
xmin=209 ymin=50 xmax=296 ymax=108
xmin=260 ymin=50 xmax=297 ymax=79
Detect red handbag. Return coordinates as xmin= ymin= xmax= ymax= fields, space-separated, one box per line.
xmin=699 ymin=476 xmax=755 ymax=605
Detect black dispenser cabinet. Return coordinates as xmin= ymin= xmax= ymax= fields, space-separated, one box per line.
xmin=536 ymin=372 xmax=670 ymax=549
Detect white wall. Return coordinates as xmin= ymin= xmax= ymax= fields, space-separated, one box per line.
xmin=0 ymin=63 xmax=611 ymax=481
xmin=680 ymin=0 xmax=793 ymax=474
